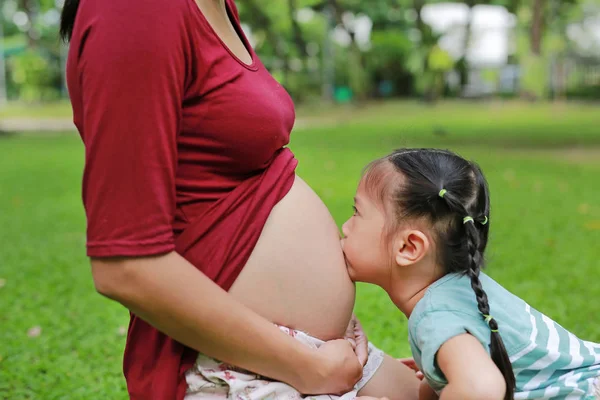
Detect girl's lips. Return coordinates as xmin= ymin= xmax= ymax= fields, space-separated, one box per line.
xmin=341 ymin=246 xmax=351 ymax=269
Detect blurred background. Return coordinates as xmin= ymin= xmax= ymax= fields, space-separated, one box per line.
xmin=1 ymin=0 xmax=599 ymax=398
xmin=1 ymin=0 xmax=600 ymax=106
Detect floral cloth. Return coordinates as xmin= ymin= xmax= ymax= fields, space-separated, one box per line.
xmin=185 ymin=326 xmax=384 ymax=399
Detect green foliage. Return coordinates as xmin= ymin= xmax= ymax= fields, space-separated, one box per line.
xmin=364 ymin=30 xmax=414 ymax=96
xmin=481 ymin=68 xmax=500 ymax=84
xmin=347 ymin=47 xmax=370 ymax=100
xmin=8 ymin=50 xmax=61 ymax=103
xmin=427 ymin=45 xmax=454 ymax=72
xmin=368 ymin=30 xmax=412 ymax=72
xmin=566 ymin=83 xmax=600 ymax=100
xmin=3 ymin=0 xmax=598 ymax=103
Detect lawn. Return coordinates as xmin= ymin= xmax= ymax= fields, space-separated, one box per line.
xmin=0 ymin=101 xmax=74 ymax=119
xmin=1 ymin=101 xmax=599 ymax=398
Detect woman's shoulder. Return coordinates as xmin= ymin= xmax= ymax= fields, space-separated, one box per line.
xmin=81 ymin=0 xmax=195 ymax=26
xmin=74 ymin=0 xmax=198 ymax=50
xmin=88 ymin=0 xmax=191 ymax=11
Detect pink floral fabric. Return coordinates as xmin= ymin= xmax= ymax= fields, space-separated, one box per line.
xmin=184 ymin=326 xmax=384 ymax=399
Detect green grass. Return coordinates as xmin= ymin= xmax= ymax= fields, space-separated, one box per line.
xmin=0 ymin=101 xmax=73 ymax=119
xmin=1 ymin=101 xmax=599 ymax=398
xmin=296 ymin=100 xmax=600 ymax=147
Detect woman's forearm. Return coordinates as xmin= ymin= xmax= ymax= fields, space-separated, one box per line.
xmin=91 ymin=251 xmax=359 ymax=394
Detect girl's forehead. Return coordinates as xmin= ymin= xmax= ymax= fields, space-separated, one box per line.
xmin=359 ymin=160 xmax=404 ymax=203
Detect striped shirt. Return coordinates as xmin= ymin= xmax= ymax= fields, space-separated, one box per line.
xmin=408 ymin=273 xmax=600 ymax=399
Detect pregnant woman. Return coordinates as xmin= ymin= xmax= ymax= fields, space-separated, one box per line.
xmin=60 ymin=0 xmax=419 ymax=398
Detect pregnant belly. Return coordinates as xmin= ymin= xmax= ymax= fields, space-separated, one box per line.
xmin=228 ymin=175 xmax=355 ymax=340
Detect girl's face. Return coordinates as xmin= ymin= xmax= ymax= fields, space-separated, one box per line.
xmin=341 ymin=183 xmax=393 ymax=286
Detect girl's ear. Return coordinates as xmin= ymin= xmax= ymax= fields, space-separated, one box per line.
xmin=394 ymin=230 xmax=430 ymax=267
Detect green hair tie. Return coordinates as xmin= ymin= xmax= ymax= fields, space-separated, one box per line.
xmin=481 ymin=216 xmax=488 ymax=225
xmin=483 ymin=314 xmax=499 ymax=332
xmin=463 ymin=216 xmax=474 ymax=224
xmin=439 ymin=189 xmax=447 ymax=198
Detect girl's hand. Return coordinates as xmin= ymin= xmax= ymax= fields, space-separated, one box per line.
xmin=398 ymin=357 xmax=424 ymax=380
xmin=344 ymin=314 xmax=369 ymax=366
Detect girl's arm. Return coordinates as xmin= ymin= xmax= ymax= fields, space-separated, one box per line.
xmin=436 ymin=334 xmax=506 ymax=400
xmin=92 ymin=252 xmax=363 ymax=395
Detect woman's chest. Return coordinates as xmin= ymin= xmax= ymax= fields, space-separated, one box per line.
xmin=180 ymin=61 xmax=295 ymax=174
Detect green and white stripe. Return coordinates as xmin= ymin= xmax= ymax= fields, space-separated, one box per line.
xmin=512 ymin=304 xmax=600 ymax=399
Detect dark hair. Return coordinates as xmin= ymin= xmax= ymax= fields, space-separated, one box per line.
xmin=59 ymin=0 xmax=80 ymax=42
xmin=364 ymin=148 xmax=515 ymax=400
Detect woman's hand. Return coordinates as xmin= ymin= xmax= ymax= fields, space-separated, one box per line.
xmin=299 ymin=339 xmax=363 ymax=395
xmin=92 ymin=253 xmax=361 ymax=396
xmin=356 ymin=397 xmax=390 ymax=400
xmin=345 ymin=314 xmax=369 ymax=366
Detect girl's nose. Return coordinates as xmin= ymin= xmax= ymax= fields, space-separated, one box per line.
xmin=341 ymin=220 xmax=350 ymax=237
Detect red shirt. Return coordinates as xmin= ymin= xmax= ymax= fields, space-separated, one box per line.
xmin=66 ymin=0 xmax=297 ymax=398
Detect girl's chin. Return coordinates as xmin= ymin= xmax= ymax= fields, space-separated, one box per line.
xmin=343 ymin=253 xmax=367 ymax=283
xmin=345 ymin=262 xmax=361 ymax=283
xmin=347 ymin=266 xmax=356 ymax=280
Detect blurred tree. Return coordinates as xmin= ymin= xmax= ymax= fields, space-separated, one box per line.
xmin=515 ymin=0 xmax=580 ymax=99
xmin=530 ymin=0 xmax=545 ymax=55
xmin=17 ymin=0 xmax=40 ymax=47
xmin=4 ymin=0 xmax=594 ymax=103
xmin=9 ymin=49 xmax=60 ymax=102
xmin=288 ymin=0 xmax=309 ymax=58
xmin=366 ymin=29 xmax=413 ymax=96
xmin=427 ymin=44 xmax=454 ymax=101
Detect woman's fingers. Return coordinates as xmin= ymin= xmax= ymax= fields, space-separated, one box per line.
xmin=353 ymin=316 xmax=369 ymax=367
xmin=344 ymin=314 xmax=368 ymax=366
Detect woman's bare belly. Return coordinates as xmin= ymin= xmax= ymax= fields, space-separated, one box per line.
xmin=229 ymin=175 xmax=355 ymax=340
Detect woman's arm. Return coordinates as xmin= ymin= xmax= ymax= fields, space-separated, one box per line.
xmin=436 ymin=334 xmax=506 ymax=400
xmin=419 ymin=380 xmax=438 ymax=400
xmin=72 ymin=2 xmax=362 ymax=394
xmin=92 ymin=251 xmax=362 ymax=395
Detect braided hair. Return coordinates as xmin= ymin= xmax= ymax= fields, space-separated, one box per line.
xmin=366 ymin=148 xmax=515 ymax=400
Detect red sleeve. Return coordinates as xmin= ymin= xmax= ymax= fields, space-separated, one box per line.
xmin=72 ymin=0 xmax=189 ymax=257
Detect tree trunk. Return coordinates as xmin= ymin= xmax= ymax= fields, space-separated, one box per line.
xmin=287 ymin=0 xmax=308 ymax=58
xmin=458 ymin=2 xmax=475 ymax=91
xmin=19 ymin=0 xmax=39 ymax=48
xmin=530 ymin=0 xmax=546 ymax=56
xmin=321 ymin=1 xmax=335 ymax=101
xmin=330 ymin=0 xmax=369 ymax=102
xmin=413 ymin=0 xmax=436 ymax=101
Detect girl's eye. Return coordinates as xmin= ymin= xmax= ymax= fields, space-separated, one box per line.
xmin=352 ymin=205 xmax=358 ymax=215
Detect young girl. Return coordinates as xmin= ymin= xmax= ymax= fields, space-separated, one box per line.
xmin=341 ymin=148 xmax=600 ymax=400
